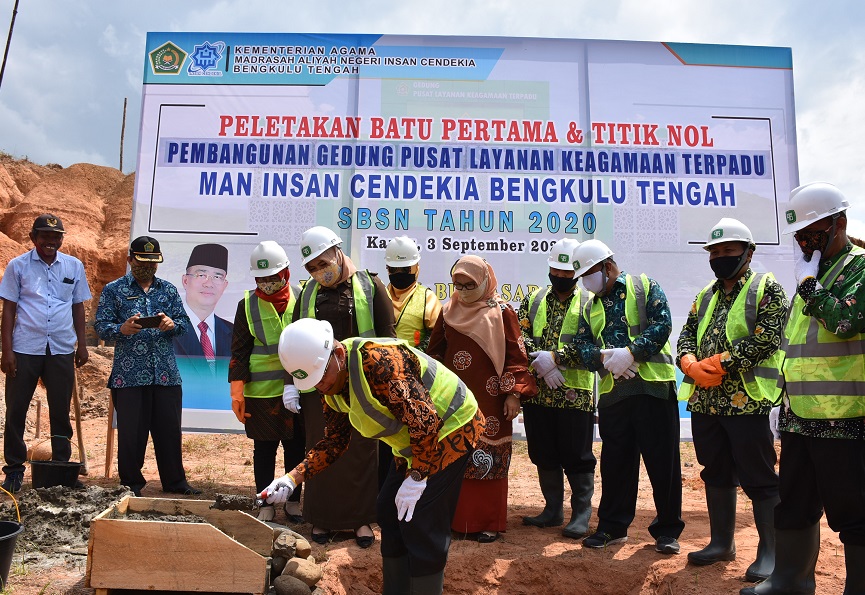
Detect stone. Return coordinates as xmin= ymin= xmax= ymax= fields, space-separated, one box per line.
xmin=272 ymin=532 xmax=297 ymax=559
xmin=273 ymin=574 xmax=311 ymax=595
xmin=282 ymin=556 xmax=322 ymax=587
xmin=271 ymin=555 xmax=288 ymax=580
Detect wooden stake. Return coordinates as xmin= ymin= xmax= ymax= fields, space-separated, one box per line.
xmin=104 ymin=395 xmax=115 ymax=479
xmin=72 ymin=370 xmax=88 ymax=475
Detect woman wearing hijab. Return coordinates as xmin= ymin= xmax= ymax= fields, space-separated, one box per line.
xmin=293 ymin=226 xmax=396 ymax=548
xmin=428 ymin=255 xmax=537 ymax=542
xmin=228 ymin=241 xmax=305 ymax=523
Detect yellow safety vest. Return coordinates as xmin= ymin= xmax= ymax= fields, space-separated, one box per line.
xmin=527 ymin=286 xmax=594 ymax=391
xmin=323 ymin=337 xmax=478 ymax=467
xmin=389 ymin=283 xmax=431 ymax=348
xmin=244 ymin=287 xmax=298 ymax=398
xmin=782 ymin=246 xmax=865 ymax=419
xmin=299 ymin=271 xmax=376 ymax=337
xmin=678 ymin=272 xmax=783 ymax=403
xmin=584 ymin=273 xmax=676 ymax=395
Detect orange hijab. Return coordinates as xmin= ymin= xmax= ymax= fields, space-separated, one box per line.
xmin=442 ymin=255 xmax=506 ymax=376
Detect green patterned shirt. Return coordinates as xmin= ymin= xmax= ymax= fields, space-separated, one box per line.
xmin=676 ymin=269 xmax=788 ymax=416
xmin=518 ymin=289 xmax=595 ymax=411
xmin=779 ymin=242 xmax=865 ymax=440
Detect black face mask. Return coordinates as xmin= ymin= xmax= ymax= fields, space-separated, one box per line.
xmin=709 ymin=254 xmax=747 ymax=280
xmin=548 ymin=274 xmax=578 ymax=294
xmin=389 ymin=272 xmax=416 ymax=290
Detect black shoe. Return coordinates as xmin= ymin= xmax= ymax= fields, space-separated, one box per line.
xmin=73 ymin=480 xmax=85 ymax=489
xmin=656 ymin=536 xmax=680 ymax=554
xmin=164 ymin=484 xmax=202 ymax=495
xmin=583 ymin=530 xmax=628 ymax=549
xmin=283 ymin=503 xmax=304 ymax=524
xmin=356 ymin=534 xmax=375 ymax=548
xmin=311 ymin=531 xmax=331 ymax=545
xmin=477 ymin=531 xmax=500 ymax=543
xmin=1 ymin=472 xmax=23 ymax=494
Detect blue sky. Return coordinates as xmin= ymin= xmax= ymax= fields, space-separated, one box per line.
xmin=0 ymin=0 xmax=862 ymax=233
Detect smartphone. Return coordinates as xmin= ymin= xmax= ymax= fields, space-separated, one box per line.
xmin=136 ymin=315 xmax=162 ymax=329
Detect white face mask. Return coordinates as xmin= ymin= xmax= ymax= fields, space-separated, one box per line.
xmin=582 ymin=270 xmax=606 ymax=295
xmin=456 ymin=278 xmax=488 ymax=304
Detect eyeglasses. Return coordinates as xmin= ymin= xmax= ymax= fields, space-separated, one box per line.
xmin=185 ymin=272 xmax=227 ymax=284
xmin=453 ymin=281 xmax=478 ymax=291
xmin=315 ymin=351 xmax=336 ymax=390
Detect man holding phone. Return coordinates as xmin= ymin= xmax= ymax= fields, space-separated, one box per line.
xmin=95 ymin=236 xmax=200 ymax=497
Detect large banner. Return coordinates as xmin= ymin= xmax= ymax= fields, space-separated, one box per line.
xmin=134 ymin=33 xmax=798 ymax=436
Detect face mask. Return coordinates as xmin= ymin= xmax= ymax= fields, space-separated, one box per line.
xmin=582 ymin=269 xmax=606 ymax=295
xmin=257 ymin=278 xmax=286 ymax=295
xmin=130 ymin=262 xmax=156 ymax=283
xmin=795 ymin=228 xmax=833 ymax=260
xmin=709 ymin=254 xmax=747 ymax=280
xmin=310 ymin=261 xmax=342 ymax=287
xmin=548 ymin=274 xmax=577 ymax=294
xmin=456 ymin=278 xmax=487 ymax=303
xmin=389 ymin=272 xmax=416 ymax=290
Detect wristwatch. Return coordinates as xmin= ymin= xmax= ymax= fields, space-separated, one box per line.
xmin=409 ymin=469 xmax=424 ymax=482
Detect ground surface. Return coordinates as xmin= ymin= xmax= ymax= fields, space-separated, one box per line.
xmin=0 ymin=414 xmax=847 ymax=595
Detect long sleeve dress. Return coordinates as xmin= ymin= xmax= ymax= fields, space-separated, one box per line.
xmin=427 ymin=303 xmax=537 ymax=534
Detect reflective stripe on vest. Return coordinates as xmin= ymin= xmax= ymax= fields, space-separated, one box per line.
xmin=782 ymin=246 xmax=865 ymax=419
xmin=244 ymin=288 xmax=297 ymax=398
xmin=527 ymin=286 xmax=594 ymax=391
xmin=324 ymin=337 xmax=478 ymax=466
xmin=299 ymin=271 xmax=376 ymax=337
xmin=584 ymin=273 xmax=676 ymax=395
xmin=678 ymin=273 xmax=783 ymax=403
xmin=392 ymin=284 xmax=429 ymax=347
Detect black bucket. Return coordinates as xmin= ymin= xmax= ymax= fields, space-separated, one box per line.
xmin=0 ymin=521 xmax=22 ymax=588
xmin=29 ymin=460 xmax=82 ymax=488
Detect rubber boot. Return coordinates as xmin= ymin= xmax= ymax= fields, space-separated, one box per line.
xmin=745 ymin=495 xmax=780 ymax=583
xmin=739 ymin=523 xmax=819 ymax=595
xmin=411 ymin=571 xmax=445 ymax=595
xmin=523 ymin=467 xmax=564 ymax=528
xmin=562 ymin=472 xmax=594 ymax=539
xmin=688 ymin=486 xmax=737 ymax=565
xmin=382 ymin=555 xmax=411 ymax=595
xmin=844 ymin=543 xmax=865 ymax=595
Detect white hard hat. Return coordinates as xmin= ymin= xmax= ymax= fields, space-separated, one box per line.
xmin=573 ymin=239 xmax=615 ymax=277
xmin=278 ymin=318 xmax=334 ymax=391
xmin=300 ymin=226 xmax=342 ymax=265
xmin=548 ymin=238 xmax=581 ymax=271
xmin=703 ymin=218 xmax=754 ymax=251
xmin=250 ymin=241 xmax=289 ymax=276
xmin=783 ymin=182 xmax=850 ymax=234
xmin=385 ymin=236 xmax=420 ymax=267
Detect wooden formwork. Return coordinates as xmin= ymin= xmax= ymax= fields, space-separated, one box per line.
xmin=86 ymin=496 xmax=272 ymax=595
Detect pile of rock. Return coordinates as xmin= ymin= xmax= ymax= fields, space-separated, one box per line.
xmin=267 ymin=524 xmax=325 ymax=595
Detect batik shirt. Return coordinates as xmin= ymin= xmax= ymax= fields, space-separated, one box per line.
xmin=293 ymin=342 xmax=485 ymax=481
xmin=572 ymin=271 xmax=675 ymax=407
xmin=779 ymin=242 xmax=865 ymax=440
xmin=95 ymin=274 xmax=190 ymax=388
xmin=518 ymin=290 xmax=594 ymax=411
xmin=677 ymin=269 xmax=788 ymax=416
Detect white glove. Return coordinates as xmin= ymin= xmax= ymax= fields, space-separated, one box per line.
xmin=395 ymin=475 xmax=427 ymax=522
xmin=617 ymin=362 xmax=640 ymax=380
xmin=262 ymin=474 xmax=296 ymax=505
xmin=601 ymin=347 xmax=635 ymax=378
xmin=543 ymin=366 xmax=566 ymax=389
xmin=282 ymin=384 xmax=301 ymax=413
xmin=794 ymin=249 xmax=821 ymax=286
xmin=529 ymin=351 xmax=557 ymax=377
xmin=769 ymin=406 xmax=781 ymax=441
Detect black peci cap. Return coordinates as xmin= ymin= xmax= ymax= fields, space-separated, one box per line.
xmin=129 ymin=236 xmax=163 ymax=262
xmin=186 ymin=243 xmax=228 ymax=271
xmin=32 ymin=214 xmax=65 ymax=233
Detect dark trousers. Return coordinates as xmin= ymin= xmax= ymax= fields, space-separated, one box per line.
xmin=523 ymin=403 xmax=596 ymax=474
xmin=596 ymin=395 xmax=685 ymax=539
xmin=378 ymin=452 xmax=470 ymax=577
xmin=3 ymin=352 xmax=74 ymax=475
xmin=692 ymin=411 xmax=778 ymax=502
xmin=112 ymin=385 xmax=187 ymax=492
xmin=253 ymin=437 xmax=303 ymax=503
xmin=776 ymin=430 xmax=865 ymax=546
